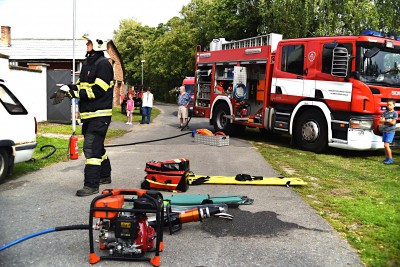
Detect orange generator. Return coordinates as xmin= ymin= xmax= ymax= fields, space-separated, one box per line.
xmin=88 ymin=188 xmax=164 ymax=266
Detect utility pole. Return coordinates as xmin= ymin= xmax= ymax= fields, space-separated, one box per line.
xmin=72 ymin=0 xmax=76 ymax=133
xmin=141 ymin=59 xmax=146 ymax=86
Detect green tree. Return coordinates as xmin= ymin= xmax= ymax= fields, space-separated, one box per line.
xmin=180 ymin=0 xmax=219 ymax=48
xmin=339 ymin=0 xmax=379 ymax=35
xmin=263 ymin=0 xmax=317 ymax=38
xmin=143 ymin=17 xmax=197 ymax=101
xmin=113 ymin=19 xmax=155 ymax=85
xmin=181 ymin=0 xmax=264 ymax=47
xmin=375 ymin=0 xmax=400 ymax=34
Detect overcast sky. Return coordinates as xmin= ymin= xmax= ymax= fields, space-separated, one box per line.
xmin=0 ymin=0 xmax=191 ymax=39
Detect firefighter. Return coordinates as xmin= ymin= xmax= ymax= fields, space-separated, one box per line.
xmin=51 ymin=34 xmax=114 ymax=196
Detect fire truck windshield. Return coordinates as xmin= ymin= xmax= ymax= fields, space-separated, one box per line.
xmin=184 ymin=84 xmax=194 ymax=95
xmin=359 ymin=44 xmax=400 ymax=87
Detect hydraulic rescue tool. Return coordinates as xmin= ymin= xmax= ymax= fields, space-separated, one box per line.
xmin=157 ymin=203 xmax=233 ymax=234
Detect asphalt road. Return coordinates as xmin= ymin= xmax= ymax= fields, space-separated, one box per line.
xmin=0 ymin=103 xmax=363 ymax=267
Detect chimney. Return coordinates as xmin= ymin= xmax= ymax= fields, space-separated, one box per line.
xmin=1 ymin=26 xmax=11 ymax=47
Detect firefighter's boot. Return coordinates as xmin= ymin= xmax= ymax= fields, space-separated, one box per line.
xmin=76 ymin=186 xmax=99 ymax=197
xmin=99 ymin=177 xmax=112 ymax=184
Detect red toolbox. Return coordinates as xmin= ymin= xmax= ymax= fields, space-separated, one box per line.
xmin=141 ymin=158 xmax=189 ymax=192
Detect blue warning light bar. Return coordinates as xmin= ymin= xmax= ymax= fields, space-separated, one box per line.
xmin=361 ymin=30 xmax=400 ymax=41
xmin=361 ymin=30 xmax=384 ymax=37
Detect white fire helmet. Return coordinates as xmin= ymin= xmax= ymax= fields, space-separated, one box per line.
xmin=82 ymin=33 xmax=108 ymax=51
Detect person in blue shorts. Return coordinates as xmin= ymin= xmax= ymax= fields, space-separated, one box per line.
xmin=379 ymin=99 xmax=398 ymax=164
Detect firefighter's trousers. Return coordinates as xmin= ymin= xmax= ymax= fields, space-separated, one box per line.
xmin=82 ymin=116 xmax=111 ymax=188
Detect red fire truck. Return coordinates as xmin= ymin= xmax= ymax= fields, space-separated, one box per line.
xmin=182 ymin=76 xmax=195 ymax=116
xmin=193 ymin=31 xmax=400 ymax=153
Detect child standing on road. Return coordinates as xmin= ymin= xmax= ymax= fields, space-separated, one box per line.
xmin=379 ymin=99 xmax=398 ymax=164
xmin=126 ymin=94 xmax=134 ymax=125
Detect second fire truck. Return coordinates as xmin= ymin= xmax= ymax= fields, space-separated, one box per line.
xmin=193 ymin=31 xmax=400 ymax=153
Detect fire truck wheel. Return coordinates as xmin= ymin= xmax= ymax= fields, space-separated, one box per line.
xmin=294 ymin=110 xmax=328 ymax=153
xmin=213 ymin=104 xmax=232 ymax=134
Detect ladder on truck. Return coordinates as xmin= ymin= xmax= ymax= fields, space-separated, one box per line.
xmin=221 ymin=33 xmax=282 ymax=51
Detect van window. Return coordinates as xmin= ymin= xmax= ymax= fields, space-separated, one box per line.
xmin=0 ymin=84 xmax=28 ymax=115
xmin=281 ymin=45 xmax=304 ymax=75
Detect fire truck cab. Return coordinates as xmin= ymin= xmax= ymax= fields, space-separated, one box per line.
xmin=194 ymin=31 xmax=400 ymax=153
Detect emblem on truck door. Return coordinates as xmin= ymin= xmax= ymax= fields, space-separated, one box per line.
xmin=308 ymin=51 xmax=316 ymax=62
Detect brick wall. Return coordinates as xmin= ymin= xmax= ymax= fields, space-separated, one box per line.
xmin=107 ymin=42 xmax=124 ymax=106
xmin=1 ymin=26 xmax=11 ymax=47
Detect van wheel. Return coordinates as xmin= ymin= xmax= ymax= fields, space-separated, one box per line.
xmin=294 ymin=110 xmax=328 ymax=153
xmin=0 ymin=149 xmax=10 ymax=182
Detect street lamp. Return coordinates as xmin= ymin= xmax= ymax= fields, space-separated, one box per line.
xmin=141 ymin=59 xmax=146 ymax=86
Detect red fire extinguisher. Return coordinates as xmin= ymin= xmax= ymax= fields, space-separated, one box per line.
xmin=69 ymin=135 xmax=79 ymax=160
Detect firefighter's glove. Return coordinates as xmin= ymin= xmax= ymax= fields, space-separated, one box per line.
xmin=235 ymin=174 xmax=252 ymax=181
xmin=50 ymin=85 xmax=73 ymax=105
xmin=60 ymin=85 xmax=74 ymax=98
xmin=190 ymin=176 xmax=210 ymax=185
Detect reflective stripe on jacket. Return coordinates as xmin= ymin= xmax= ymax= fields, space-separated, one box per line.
xmin=80 ymin=109 xmax=113 ymax=120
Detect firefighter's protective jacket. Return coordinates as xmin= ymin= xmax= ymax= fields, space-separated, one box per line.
xmin=69 ymin=51 xmax=114 ymax=120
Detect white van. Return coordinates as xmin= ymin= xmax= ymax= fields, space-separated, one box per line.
xmin=0 ymin=79 xmax=37 ymax=182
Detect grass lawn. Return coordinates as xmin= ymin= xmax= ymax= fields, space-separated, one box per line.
xmin=247 ymin=131 xmax=399 ymax=267
xmin=113 ymin=105 xmax=161 ymax=124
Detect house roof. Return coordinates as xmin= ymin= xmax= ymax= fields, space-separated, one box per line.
xmin=0 ymin=38 xmax=125 ymax=82
xmin=0 ymin=39 xmax=88 ymax=60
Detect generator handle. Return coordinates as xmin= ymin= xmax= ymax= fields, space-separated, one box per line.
xmin=101 ymin=188 xmax=148 ymax=197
